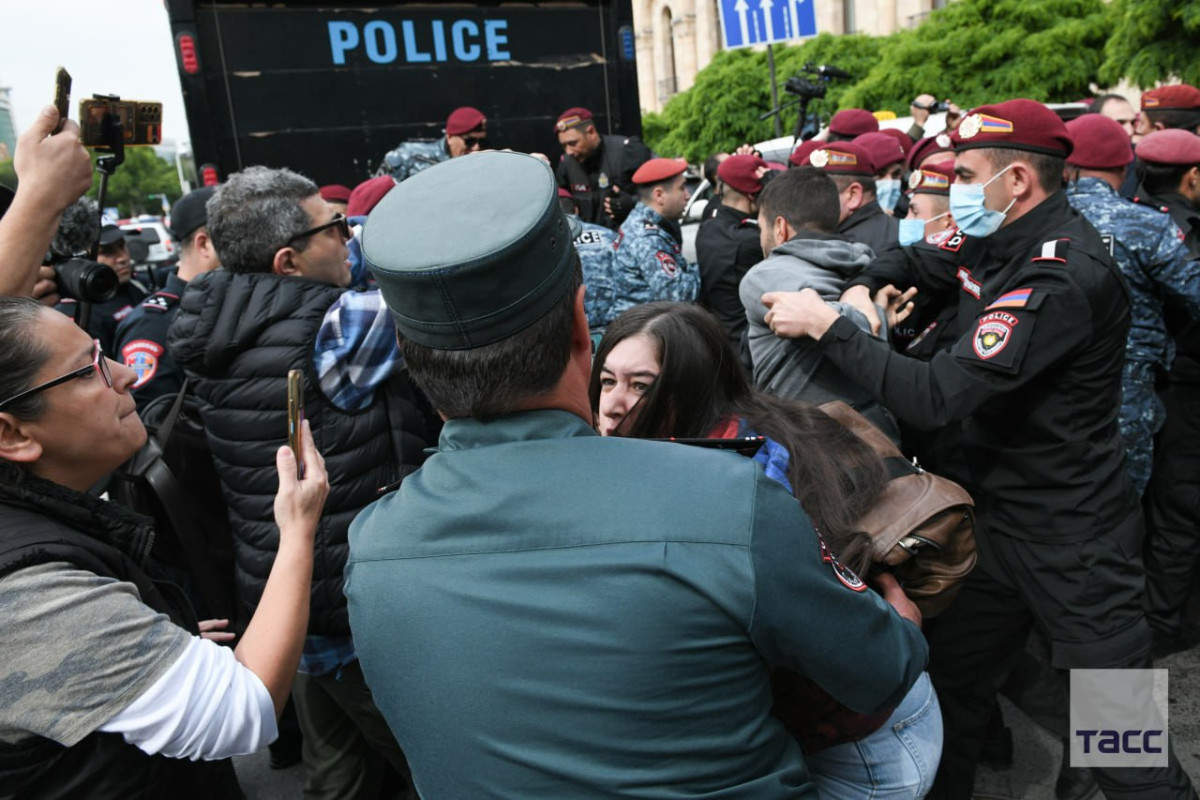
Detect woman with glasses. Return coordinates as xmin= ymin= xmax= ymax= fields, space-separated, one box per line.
xmin=0 ymin=296 xmax=329 ymax=798
xmin=589 ymin=302 xmax=943 ymax=800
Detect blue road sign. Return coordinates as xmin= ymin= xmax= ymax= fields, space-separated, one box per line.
xmin=718 ymin=0 xmax=817 ymax=49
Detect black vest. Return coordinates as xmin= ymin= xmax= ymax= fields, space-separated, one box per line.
xmin=0 ymin=473 xmax=242 ymax=800
xmin=167 ymin=271 xmax=436 ymax=634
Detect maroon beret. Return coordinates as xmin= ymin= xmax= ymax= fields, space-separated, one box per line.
xmin=853 ymin=132 xmax=906 ymax=173
xmin=319 ymin=184 xmax=352 ymax=204
xmin=879 ymin=128 xmax=914 ymax=156
xmin=951 ymin=99 xmax=1073 ymax=157
xmin=1065 ymin=114 xmax=1133 ymax=170
xmin=807 ymin=142 xmax=875 ymax=176
xmin=1136 ymin=129 xmax=1200 ymax=166
xmin=718 ymin=154 xmax=769 ymax=195
xmin=1141 ymin=85 xmax=1200 ymax=112
xmin=556 ymin=187 xmax=574 ymax=200
xmin=555 ymin=107 xmax=594 ymax=132
xmin=907 ymin=161 xmax=955 ymax=195
xmin=907 ymin=133 xmax=955 ymax=171
xmin=631 ymin=157 xmax=687 ymax=185
xmin=789 ymin=139 xmax=823 ymax=167
xmin=829 ymin=109 xmax=879 ymax=138
xmin=347 ymin=176 xmax=397 ymax=218
xmin=445 ymin=107 xmax=486 ymax=136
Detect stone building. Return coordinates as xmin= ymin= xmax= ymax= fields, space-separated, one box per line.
xmin=634 ymin=0 xmax=950 ymax=112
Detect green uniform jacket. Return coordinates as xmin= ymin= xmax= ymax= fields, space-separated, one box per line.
xmin=346 ymin=409 xmax=927 ymax=799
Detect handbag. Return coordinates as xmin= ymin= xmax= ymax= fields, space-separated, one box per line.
xmin=818 ymin=401 xmax=977 ymax=618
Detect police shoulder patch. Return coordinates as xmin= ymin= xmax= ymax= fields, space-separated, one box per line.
xmin=122 ymin=339 xmax=164 ymax=389
xmin=926 ymin=229 xmax=955 ymax=245
xmin=972 ymin=311 xmax=1019 ymax=360
xmin=656 ymin=251 xmax=678 ymax=277
xmin=939 ymin=230 xmax=967 ymax=252
xmin=643 ymin=222 xmax=659 ymax=232
xmin=142 ymin=291 xmax=180 ymax=313
xmin=817 ymin=531 xmax=866 ymax=592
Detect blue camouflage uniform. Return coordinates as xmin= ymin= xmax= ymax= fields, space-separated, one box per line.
xmin=572 ymin=218 xmax=618 ymax=332
xmin=610 ymin=202 xmax=699 ymax=321
xmin=381 ymin=137 xmax=451 ymax=182
xmin=1067 ymin=176 xmax=1200 ymax=493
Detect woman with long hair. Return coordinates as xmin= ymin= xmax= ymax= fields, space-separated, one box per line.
xmin=0 ymin=296 xmax=328 ymax=798
xmin=590 ymin=301 xmax=942 ymax=799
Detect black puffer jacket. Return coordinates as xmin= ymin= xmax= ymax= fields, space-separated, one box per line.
xmin=167 ymin=271 xmax=437 ymax=635
xmin=0 ymin=470 xmax=242 ymax=800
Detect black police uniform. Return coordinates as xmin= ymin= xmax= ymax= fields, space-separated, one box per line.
xmin=1138 ymin=185 xmax=1200 ymax=646
xmin=113 ymin=272 xmax=187 ymax=411
xmin=556 ymin=134 xmax=653 ymax=229
xmin=825 ymin=191 xmax=1196 ymax=799
xmin=57 ymin=280 xmax=148 ymax=356
xmin=837 ymin=199 xmax=899 ymax=259
xmin=695 ymin=204 xmax=760 ymax=357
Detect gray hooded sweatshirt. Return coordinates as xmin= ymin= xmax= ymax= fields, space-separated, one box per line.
xmin=739 ymin=231 xmax=899 ymax=440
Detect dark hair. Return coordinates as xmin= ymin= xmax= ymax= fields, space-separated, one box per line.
xmin=1144 ymin=108 xmax=1200 ymax=135
xmin=759 ymin=167 xmax=840 ymax=235
xmin=1136 ymin=160 xmax=1194 ymax=196
xmin=1088 ymin=94 xmax=1129 ymax=115
xmin=401 ymin=259 xmax=583 ymax=420
xmin=702 ymin=154 xmax=723 ymax=186
xmin=0 ymin=298 xmax=54 ymax=483
xmin=207 ymin=165 xmax=319 ymax=274
xmin=982 ymin=147 xmax=1066 ymax=193
xmin=830 ymin=172 xmax=879 ymax=202
xmin=636 ymin=174 xmax=683 ymax=204
xmin=588 ymin=302 xmax=886 ymax=575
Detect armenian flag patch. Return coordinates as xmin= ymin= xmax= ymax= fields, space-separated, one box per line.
xmin=986 ymin=288 xmax=1032 ymax=310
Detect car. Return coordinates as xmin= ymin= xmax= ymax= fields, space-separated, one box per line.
xmin=120 ymin=218 xmax=178 ymax=266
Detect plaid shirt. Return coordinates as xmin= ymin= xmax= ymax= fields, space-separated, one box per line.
xmin=314 ymin=288 xmax=402 ymax=412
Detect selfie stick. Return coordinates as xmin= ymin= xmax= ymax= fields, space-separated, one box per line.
xmin=76 ymin=95 xmax=125 ymax=332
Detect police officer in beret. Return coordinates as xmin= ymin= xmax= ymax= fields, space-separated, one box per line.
xmin=380 ymin=106 xmax=488 ymax=182
xmin=695 ymin=153 xmax=771 ymax=357
xmin=113 ymin=187 xmax=219 ymax=410
xmin=554 ymin=106 xmax=653 ymax=229
xmin=1135 ymin=128 xmax=1200 ymax=655
xmin=757 ymin=98 xmax=1198 ymax=799
xmin=346 ymin=150 xmax=927 ymax=798
xmin=609 ymin=157 xmax=699 ymax=323
xmin=804 ymin=142 xmax=901 ymax=258
xmin=1065 ymin=115 xmax=1200 ymax=496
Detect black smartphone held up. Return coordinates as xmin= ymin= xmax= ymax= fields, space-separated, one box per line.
xmin=652 ymin=436 xmax=767 ymax=457
xmin=287 ymin=369 xmax=306 ymax=479
xmin=52 ymin=67 xmax=71 ymax=134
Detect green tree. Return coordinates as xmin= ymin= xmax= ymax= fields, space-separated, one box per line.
xmin=841 ymin=0 xmax=1113 ymax=113
xmin=644 ymin=0 xmax=1116 ymax=162
xmin=0 ymin=158 xmax=16 ymax=190
xmin=1099 ymin=0 xmax=1200 ymax=88
xmin=86 ymin=147 xmax=181 ymax=218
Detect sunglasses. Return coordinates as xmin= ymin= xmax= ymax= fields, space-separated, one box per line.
xmin=287 ymin=212 xmax=351 ymax=245
xmin=0 ymin=339 xmax=112 ymax=412
xmin=460 ymin=135 xmax=488 ymax=149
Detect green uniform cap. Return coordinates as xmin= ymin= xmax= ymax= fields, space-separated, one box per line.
xmin=363 ymin=151 xmax=577 ymax=350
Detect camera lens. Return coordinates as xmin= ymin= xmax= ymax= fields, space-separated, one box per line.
xmin=53 ymin=258 xmax=119 ymax=303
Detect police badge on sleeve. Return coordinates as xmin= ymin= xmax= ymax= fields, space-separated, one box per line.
xmin=972 ymin=311 xmax=1018 ymax=360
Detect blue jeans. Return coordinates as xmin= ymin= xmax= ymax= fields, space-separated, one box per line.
xmin=806 ymin=671 xmax=943 ymax=799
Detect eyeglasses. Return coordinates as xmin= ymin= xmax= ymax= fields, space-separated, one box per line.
xmin=0 ymin=339 xmax=112 ymax=412
xmin=287 ymin=213 xmax=350 ymax=245
xmin=460 ymin=135 xmax=488 ymax=149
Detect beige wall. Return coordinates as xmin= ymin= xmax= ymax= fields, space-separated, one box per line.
xmin=635 ymin=0 xmax=944 ymax=112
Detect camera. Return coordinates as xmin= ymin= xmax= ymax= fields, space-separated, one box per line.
xmin=783 ymin=62 xmax=852 ymax=101
xmin=50 ymin=256 xmax=119 ymax=304
xmin=914 ymin=99 xmax=951 ymax=113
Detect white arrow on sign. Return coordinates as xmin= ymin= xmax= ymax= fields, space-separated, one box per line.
xmin=734 ymin=0 xmax=751 ymax=44
xmin=790 ymin=0 xmax=805 ymax=38
xmin=760 ymin=0 xmax=775 ymax=40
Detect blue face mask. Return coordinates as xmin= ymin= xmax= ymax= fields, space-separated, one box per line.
xmin=948 ymin=165 xmax=1015 ymax=238
xmin=876 ymin=179 xmax=901 ymax=213
xmin=899 ymin=212 xmax=951 ymax=246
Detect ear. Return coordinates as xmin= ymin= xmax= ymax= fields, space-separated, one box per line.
xmin=772 ymin=214 xmax=791 ymax=246
xmin=0 ymin=413 xmax=44 ymax=466
xmin=273 ymin=246 xmax=301 ymax=277
xmin=570 ymin=285 xmax=591 ymax=361
xmin=1008 ymin=161 xmax=1037 ymax=200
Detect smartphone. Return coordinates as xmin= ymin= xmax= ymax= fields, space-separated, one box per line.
xmin=287 ymin=369 xmax=306 ymax=479
xmin=52 ymin=67 xmax=71 ymax=134
xmin=653 ymin=436 xmax=767 ymax=457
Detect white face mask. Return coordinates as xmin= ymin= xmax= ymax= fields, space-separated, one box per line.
xmin=948 ymin=165 xmax=1015 ymax=238
xmin=898 ymin=211 xmax=952 ymax=246
xmin=876 ymin=179 xmax=902 ymax=213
